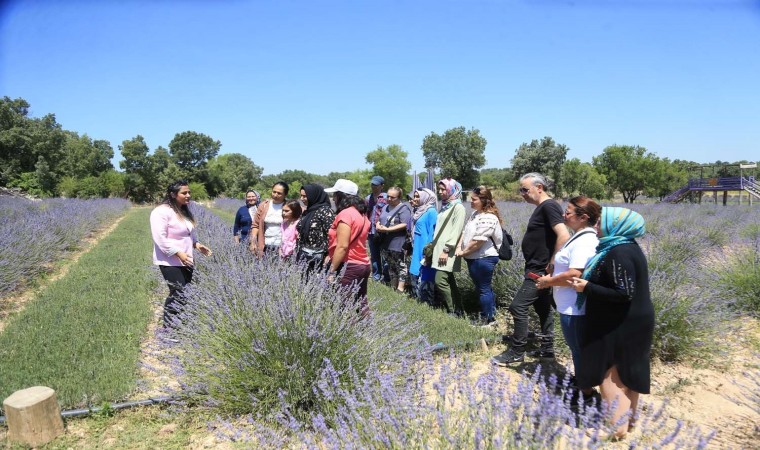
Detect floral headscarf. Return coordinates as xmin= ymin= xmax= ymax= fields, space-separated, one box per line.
xmin=411 ymin=188 xmax=437 ymax=234
xmin=438 ymin=178 xmax=462 ymax=212
xmin=576 ymin=207 xmax=646 ymax=308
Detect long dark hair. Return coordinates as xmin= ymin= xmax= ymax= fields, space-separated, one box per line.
xmin=162 ymin=180 xmax=195 ymax=224
xmin=334 ymin=191 xmax=368 ymax=215
xmin=273 ymin=181 xmax=290 ymax=196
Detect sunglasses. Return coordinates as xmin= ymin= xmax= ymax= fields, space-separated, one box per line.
xmin=519 ymin=187 xmax=530 ymax=194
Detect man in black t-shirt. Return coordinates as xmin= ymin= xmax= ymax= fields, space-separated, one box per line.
xmin=493 ymin=172 xmax=570 ymax=366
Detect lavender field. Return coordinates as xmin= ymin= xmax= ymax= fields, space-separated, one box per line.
xmin=149 ymin=201 xmax=758 ymax=448
xmin=1 ymin=197 xmax=756 ymax=447
xmin=0 ymin=196 xmax=131 ymax=299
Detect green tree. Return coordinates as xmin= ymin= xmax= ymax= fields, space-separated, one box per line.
xmin=479 ymin=168 xmax=514 ymax=190
xmin=510 ymin=137 xmax=568 ymax=194
xmin=34 ymin=156 xmax=57 ymax=196
xmin=168 ymin=131 xmax=221 ymax=183
xmin=422 ymin=126 xmax=486 ymax=188
xmin=0 ymin=97 xmax=66 ymax=189
xmin=120 ymin=135 xmax=161 ymax=202
xmin=560 ymin=158 xmax=609 ymax=200
xmin=61 ymin=131 xmax=114 ymax=179
xmin=644 ymin=158 xmax=689 ymax=201
xmin=207 ymin=153 xmax=264 ymax=197
xmin=593 ymin=145 xmax=657 ymax=203
xmin=365 ymin=144 xmax=412 ymax=190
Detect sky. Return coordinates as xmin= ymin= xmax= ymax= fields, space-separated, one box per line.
xmin=2 ymin=0 xmax=759 ymax=176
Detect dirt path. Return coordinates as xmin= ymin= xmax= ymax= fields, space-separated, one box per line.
xmin=0 ymin=212 xmax=129 ymax=333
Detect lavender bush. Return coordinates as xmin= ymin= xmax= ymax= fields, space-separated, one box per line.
xmin=215 ymin=354 xmax=714 ymax=449
xmin=712 ymin=222 xmax=760 ymax=316
xmin=478 ymin=202 xmax=754 ymax=363
xmin=212 ymin=197 xmax=245 ymax=216
xmin=0 ymin=196 xmax=131 ymax=298
xmin=160 ymin=204 xmax=426 ymax=421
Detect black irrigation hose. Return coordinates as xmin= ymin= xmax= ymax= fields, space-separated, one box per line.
xmin=0 ymin=395 xmax=174 ymax=425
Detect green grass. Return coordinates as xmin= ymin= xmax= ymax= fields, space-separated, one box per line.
xmin=368 ymin=281 xmax=501 ymax=348
xmin=0 ymin=208 xmax=156 ymax=410
xmin=210 ymin=207 xmax=235 ymax=224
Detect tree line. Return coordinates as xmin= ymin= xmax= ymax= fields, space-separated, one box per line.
xmin=1 ymin=96 xmax=754 ymax=203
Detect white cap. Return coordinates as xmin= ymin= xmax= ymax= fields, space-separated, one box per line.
xmin=324 ymin=179 xmax=358 ymax=196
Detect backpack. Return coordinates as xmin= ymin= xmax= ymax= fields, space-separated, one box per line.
xmin=490 ymin=228 xmax=514 ymax=261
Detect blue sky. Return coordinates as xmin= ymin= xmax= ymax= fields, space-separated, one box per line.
xmin=2 ymin=0 xmax=759 ymax=176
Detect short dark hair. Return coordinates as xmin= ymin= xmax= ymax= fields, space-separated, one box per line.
xmin=568 ymin=195 xmax=601 ymax=227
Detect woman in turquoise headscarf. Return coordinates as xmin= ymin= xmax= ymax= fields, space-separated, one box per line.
xmin=570 ymin=207 xmax=653 ymax=440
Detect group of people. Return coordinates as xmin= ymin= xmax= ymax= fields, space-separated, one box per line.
xmin=151 ymin=172 xmax=654 ymax=440
xmin=488 ymin=173 xmax=653 ymax=440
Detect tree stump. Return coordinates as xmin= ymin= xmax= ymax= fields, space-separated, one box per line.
xmin=3 ymin=386 xmax=64 ymax=447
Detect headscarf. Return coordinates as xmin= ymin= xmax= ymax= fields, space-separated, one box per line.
xmin=296 ymin=184 xmax=331 ymax=238
xmin=251 ymin=190 xmax=261 ymax=205
xmin=576 ymin=207 xmax=646 ymax=308
xmin=438 ymin=178 xmax=462 ymax=212
xmin=247 ymin=190 xmax=261 ymax=216
xmin=412 ymin=188 xmax=437 ymax=234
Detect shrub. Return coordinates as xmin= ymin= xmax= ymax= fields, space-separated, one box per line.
xmin=713 ymin=240 xmax=760 ymax=316
xmin=161 ymin=205 xmax=425 ymax=421
xmin=211 ymin=196 xmax=243 ymax=216
xmin=0 ymin=197 xmax=131 ymax=297
xmin=214 ymin=355 xmax=715 ymax=449
xmin=188 ymin=181 xmax=209 ymax=200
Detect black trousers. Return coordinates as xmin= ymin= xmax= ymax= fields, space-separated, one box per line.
xmin=159 ymin=265 xmax=193 ymax=327
xmin=508 ymin=279 xmax=555 ymax=352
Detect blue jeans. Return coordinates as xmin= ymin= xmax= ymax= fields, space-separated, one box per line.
xmin=367 ymin=235 xmax=387 ymax=281
xmin=466 ymin=256 xmax=499 ymax=322
xmin=559 ymin=313 xmax=585 ymax=374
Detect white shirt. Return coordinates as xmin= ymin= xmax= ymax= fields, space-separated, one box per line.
xmin=264 ymin=201 xmax=284 ymax=246
xmin=460 ymin=211 xmax=501 ymax=259
xmin=553 ymin=227 xmax=599 ymax=315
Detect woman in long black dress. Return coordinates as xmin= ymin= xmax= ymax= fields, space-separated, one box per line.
xmin=570 ymin=207 xmax=653 ymax=440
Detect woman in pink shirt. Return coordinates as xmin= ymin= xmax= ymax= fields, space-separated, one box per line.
xmin=150 ymin=180 xmax=212 ymax=328
xmin=325 ymin=179 xmax=370 ymax=312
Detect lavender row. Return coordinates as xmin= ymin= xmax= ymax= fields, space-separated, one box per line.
xmin=484 ymin=202 xmax=759 ymax=362
xmin=159 ymin=203 xmax=425 ymax=422
xmin=0 ymin=197 xmax=131 ymax=297
xmin=156 ymin=204 xmax=718 ymax=447
xmin=211 ymin=197 xmax=245 ymax=216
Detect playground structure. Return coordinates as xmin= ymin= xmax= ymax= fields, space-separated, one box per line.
xmin=662 ymin=163 xmax=759 ymax=205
